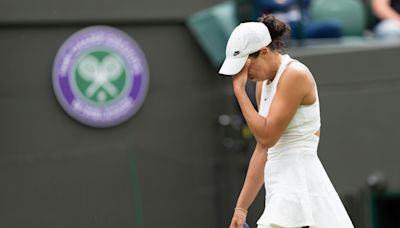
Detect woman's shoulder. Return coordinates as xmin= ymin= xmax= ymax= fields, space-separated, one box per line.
xmin=286 ymin=58 xmax=311 ymax=76
xmin=278 ymin=60 xmax=314 ymax=91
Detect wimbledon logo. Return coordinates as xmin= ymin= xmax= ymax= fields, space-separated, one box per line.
xmin=52 ymin=26 xmax=149 ymax=127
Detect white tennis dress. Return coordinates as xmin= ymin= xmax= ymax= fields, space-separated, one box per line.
xmin=256 ymin=55 xmax=354 ymax=228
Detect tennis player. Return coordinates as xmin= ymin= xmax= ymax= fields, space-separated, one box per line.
xmin=219 ymin=15 xmax=354 ymax=228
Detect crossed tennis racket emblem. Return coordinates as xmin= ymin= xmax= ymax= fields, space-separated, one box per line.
xmin=78 ymin=54 xmax=124 ymax=101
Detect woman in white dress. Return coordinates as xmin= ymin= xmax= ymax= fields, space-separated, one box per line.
xmin=219 ymin=15 xmax=354 ymax=228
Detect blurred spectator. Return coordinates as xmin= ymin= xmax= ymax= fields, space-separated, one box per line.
xmin=372 ymin=0 xmax=400 ymax=38
xmin=254 ymin=0 xmax=343 ymax=39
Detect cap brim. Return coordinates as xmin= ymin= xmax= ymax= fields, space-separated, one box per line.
xmin=218 ymin=56 xmax=248 ymax=76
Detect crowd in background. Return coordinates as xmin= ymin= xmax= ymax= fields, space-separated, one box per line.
xmin=235 ymin=0 xmax=400 ymax=40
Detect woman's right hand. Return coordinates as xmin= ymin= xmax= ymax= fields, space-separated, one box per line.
xmin=229 ymin=210 xmax=247 ymax=228
xmin=232 ymin=59 xmax=250 ymax=93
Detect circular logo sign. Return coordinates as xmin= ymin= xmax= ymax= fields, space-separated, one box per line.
xmin=53 ymin=26 xmax=149 ymax=127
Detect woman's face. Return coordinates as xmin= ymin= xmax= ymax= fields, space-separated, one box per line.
xmin=247 ymin=48 xmax=279 ymax=82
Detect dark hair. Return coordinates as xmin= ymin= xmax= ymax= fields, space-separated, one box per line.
xmin=258 ymin=14 xmax=291 ymax=53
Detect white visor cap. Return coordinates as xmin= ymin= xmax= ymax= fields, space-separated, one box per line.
xmin=219 ymin=22 xmax=272 ymax=75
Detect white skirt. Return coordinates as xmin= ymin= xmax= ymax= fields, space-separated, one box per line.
xmin=256 ymin=135 xmax=354 ymax=228
xmin=257 ymin=225 xmax=305 ymax=228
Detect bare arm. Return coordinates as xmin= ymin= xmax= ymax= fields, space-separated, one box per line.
xmin=230 ymin=82 xmax=266 ymax=228
xmin=233 ymin=60 xmax=311 ymax=149
xmin=229 ymin=143 xmax=268 ymax=228
xmin=235 ymin=143 xmax=268 ymax=210
xmin=235 ymin=81 xmax=265 ymax=210
xmin=372 ymin=0 xmax=400 ymax=20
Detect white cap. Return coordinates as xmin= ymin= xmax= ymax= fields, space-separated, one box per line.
xmin=219 ymin=22 xmax=272 ymax=75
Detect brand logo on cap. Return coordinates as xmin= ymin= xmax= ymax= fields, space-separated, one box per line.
xmin=52 ymin=26 xmax=149 ymax=127
xmin=233 ymin=51 xmax=240 ymax=56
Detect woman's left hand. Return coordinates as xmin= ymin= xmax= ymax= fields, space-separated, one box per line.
xmin=232 ymin=59 xmax=250 ymax=92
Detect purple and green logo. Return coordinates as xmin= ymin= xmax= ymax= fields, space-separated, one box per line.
xmin=53 ymin=26 xmax=149 ymax=127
